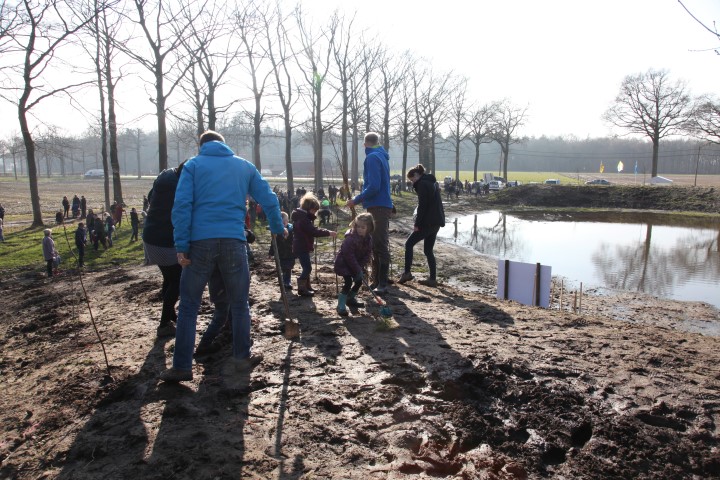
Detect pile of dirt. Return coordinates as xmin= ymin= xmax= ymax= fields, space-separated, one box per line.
xmin=481 ymin=184 xmax=720 ymax=214
xmin=1 ymin=220 xmax=719 ymax=478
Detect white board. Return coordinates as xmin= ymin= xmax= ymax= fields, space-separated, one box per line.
xmin=497 ymin=260 xmax=552 ymax=308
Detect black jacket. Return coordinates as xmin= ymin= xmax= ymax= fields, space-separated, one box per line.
xmin=413 ymin=173 xmax=445 ymax=229
xmin=142 ymin=167 xmax=180 ymax=247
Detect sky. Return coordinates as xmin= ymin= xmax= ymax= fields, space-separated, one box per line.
xmin=1 ymin=0 xmax=719 ymax=141
xmin=301 ymin=0 xmax=720 ymax=138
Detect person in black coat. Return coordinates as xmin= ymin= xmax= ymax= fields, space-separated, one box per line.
xmin=143 ymin=164 xmax=185 ymax=337
xmin=398 ymin=164 xmax=445 ymax=287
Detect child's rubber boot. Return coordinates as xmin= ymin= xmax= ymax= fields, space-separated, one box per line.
xmin=346 ymin=291 xmax=364 ymax=308
xmin=298 ymin=278 xmax=314 ymax=297
xmin=337 ymin=293 xmax=349 ymax=317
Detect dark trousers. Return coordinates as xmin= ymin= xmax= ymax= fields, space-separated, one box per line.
xmin=46 ymin=260 xmax=53 ymax=277
xmin=77 ymin=244 xmax=85 ymax=267
xmin=341 ymin=275 xmax=362 ymax=295
xmin=158 ymin=264 xmax=182 ymax=325
xmin=297 ymin=252 xmax=311 ymax=280
xmin=404 ymin=225 xmax=441 ymax=280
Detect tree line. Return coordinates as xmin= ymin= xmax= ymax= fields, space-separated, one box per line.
xmin=1 ymin=0 xmax=719 ymax=226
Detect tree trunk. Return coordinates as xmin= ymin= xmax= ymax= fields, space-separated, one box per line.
xmin=155 ymin=66 xmax=168 ymax=173
xmin=253 ymin=93 xmax=262 ymax=170
xmin=19 ymin=114 xmax=43 ymax=227
xmin=651 ymin=135 xmax=659 ymax=177
xmin=283 ymin=113 xmax=294 ymax=194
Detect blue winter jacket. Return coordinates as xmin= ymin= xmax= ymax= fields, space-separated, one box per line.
xmin=352 ymin=145 xmax=392 ymax=209
xmin=172 ymin=141 xmax=284 ymax=253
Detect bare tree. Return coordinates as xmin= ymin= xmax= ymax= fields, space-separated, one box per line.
xmin=294 ymin=7 xmax=339 ymax=190
xmin=1 ymin=0 xmax=97 ymax=226
xmin=678 ymin=0 xmax=720 ymax=54
xmin=119 ymin=0 xmax=197 ymax=173
xmin=233 ymin=0 xmax=273 ymax=171
xmin=177 ymin=0 xmax=238 ymax=135
xmin=413 ymin=66 xmax=452 ymax=173
xmin=393 ymin=52 xmax=416 ymax=183
xmin=603 ymin=69 xmax=693 ymax=177
xmin=491 ymin=99 xmax=528 ymax=182
xmin=688 ymin=95 xmax=720 ymax=144
xmin=447 ymin=77 xmax=470 ymax=182
xmin=375 ymin=47 xmax=404 ymax=154
xmin=330 ymin=12 xmax=360 ymax=193
xmin=466 ymin=103 xmax=496 ymax=181
xmin=263 ymin=1 xmax=298 ymax=193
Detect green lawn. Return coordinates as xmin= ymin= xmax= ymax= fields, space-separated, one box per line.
xmin=0 ymin=221 xmax=146 ymax=274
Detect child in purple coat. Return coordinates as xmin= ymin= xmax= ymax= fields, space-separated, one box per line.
xmin=333 ymin=213 xmax=374 ymax=316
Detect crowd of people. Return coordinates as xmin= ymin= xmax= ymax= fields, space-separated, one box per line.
xmin=21 ymin=129 xmax=447 ymax=384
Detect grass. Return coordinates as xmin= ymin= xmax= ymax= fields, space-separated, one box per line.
xmin=0 ymin=220 xmax=146 ymax=274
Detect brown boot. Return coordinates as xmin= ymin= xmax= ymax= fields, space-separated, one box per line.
xmin=298 ymin=278 xmax=314 ymax=297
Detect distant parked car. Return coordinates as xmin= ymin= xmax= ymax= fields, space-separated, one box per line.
xmin=84 ymin=169 xmax=104 ymax=179
xmin=488 ymin=180 xmax=505 ymax=191
xmin=544 ymin=179 xmax=560 ymax=185
xmin=585 ymin=179 xmax=611 ymax=185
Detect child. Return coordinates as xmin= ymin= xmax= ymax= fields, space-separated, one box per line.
xmin=333 ymin=213 xmax=374 ymax=316
xmin=42 ymin=229 xmax=58 ymax=277
xmin=104 ymin=214 xmax=115 ymax=247
xmin=130 ymin=207 xmax=139 ymax=241
xmin=291 ymin=193 xmax=337 ymax=296
xmin=269 ymin=211 xmax=294 ymax=291
xmin=75 ymin=222 xmax=87 ymax=267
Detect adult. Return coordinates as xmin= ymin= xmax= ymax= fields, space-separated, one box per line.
xmin=62 ymin=196 xmax=70 ymax=219
xmin=398 ymin=164 xmax=445 ymax=287
xmin=347 ymin=132 xmax=393 ymax=294
xmin=143 ymin=163 xmax=185 ymax=338
xmin=160 ymin=130 xmax=286 ymax=383
xmin=80 ymin=196 xmax=87 ymax=219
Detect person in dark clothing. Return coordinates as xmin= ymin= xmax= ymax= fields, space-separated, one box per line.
xmin=291 ymin=193 xmax=336 ymax=296
xmin=80 ymin=196 xmax=87 ymax=219
xmin=143 ymin=164 xmax=185 ymax=338
xmin=130 ymin=208 xmax=140 ymax=241
xmin=75 ymin=222 xmax=87 ymax=267
xmin=333 ymin=213 xmax=374 ymax=316
xmin=71 ymin=195 xmax=80 ymax=218
xmin=62 ymin=196 xmax=70 ymax=219
xmin=93 ymin=216 xmax=107 ymax=250
xmin=55 ymin=211 xmax=64 ymax=225
xmin=398 ymin=164 xmax=445 ymax=287
xmin=269 ymin=212 xmax=294 ymax=290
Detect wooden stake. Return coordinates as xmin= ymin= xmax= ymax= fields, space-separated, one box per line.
xmin=579 ymin=282 xmax=583 ymax=314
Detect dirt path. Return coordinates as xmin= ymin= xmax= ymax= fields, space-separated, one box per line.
xmin=1 ymin=218 xmax=719 ymax=478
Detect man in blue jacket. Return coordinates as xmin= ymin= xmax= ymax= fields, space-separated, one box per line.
xmin=347 ymin=132 xmax=393 ymax=294
xmin=160 ymin=130 xmax=286 ymax=383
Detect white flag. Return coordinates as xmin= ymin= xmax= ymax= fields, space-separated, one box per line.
xmin=617 ymin=161 xmax=624 ymax=173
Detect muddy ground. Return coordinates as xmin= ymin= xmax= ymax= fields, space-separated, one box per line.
xmin=1 ymin=180 xmax=720 ymax=479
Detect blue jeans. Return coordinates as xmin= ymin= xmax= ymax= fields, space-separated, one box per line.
xmin=198 ymin=266 xmax=231 ymax=345
xmin=173 ymin=238 xmax=251 ymax=370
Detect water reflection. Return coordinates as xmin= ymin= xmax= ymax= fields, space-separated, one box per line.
xmin=438 ymin=211 xmax=720 ymax=308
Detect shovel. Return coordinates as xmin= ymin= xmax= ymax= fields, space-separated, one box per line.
xmin=361 ymin=275 xmax=393 ymax=319
xmin=272 ymin=234 xmax=299 ymax=339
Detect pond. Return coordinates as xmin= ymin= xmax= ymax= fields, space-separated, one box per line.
xmin=438 ymin=210 xmax=720 ymax=309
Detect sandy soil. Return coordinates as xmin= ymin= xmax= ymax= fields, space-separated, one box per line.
xmin=1 ymin=181 xmax=719 ymax=479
